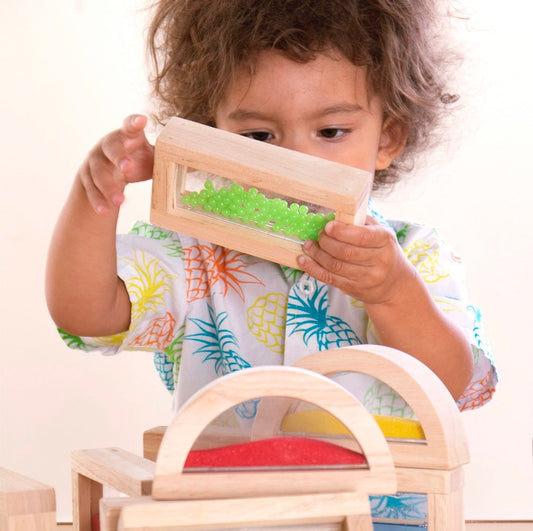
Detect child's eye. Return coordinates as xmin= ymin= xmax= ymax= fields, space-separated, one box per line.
xmin=319 ymin=128 xmax=347 ymax=140
xmin=242 ymin=131 xmax=273 ymax=142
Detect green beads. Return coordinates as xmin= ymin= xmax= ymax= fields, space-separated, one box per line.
xmin=181 ymin=180 xmax=334 ymax=240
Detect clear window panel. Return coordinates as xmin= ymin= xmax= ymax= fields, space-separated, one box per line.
xmin=179 ymin=170 xmax=335 ymax=242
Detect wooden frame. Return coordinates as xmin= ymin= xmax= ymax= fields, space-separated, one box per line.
xmin=71 ymin=448 xmax=154 ymax=530
xmin=251 ymin=346 xmax=470 ymax=531
xmin=72 ymin=364 xmax=397 ymax=531
xmin=0 ymin=467 xmax=56 ymax=531
xmin=70 ymin=345 xmax=470 ymax=531
xmin=151 ymin=366 xmax=395 ymax=501
xmin=114 ymin=492 xmax=373 ymax=530
xmin=151 ymin=117 xmax=372 ymax=268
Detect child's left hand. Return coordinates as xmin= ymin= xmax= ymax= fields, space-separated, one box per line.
xmin=298 ymin=215 xmax=475 ymax=401
xmin=298 ymin=216 xmax=415 ymax=305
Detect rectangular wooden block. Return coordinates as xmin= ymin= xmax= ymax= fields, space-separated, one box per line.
xmin=151 ymin=117 xmax=372 ymax=268
xmin=0 ymin=467 xmax=56 ymax=531
xmin=71 ymin=448 xmax=155 ymax=497
xmin=115 ymin=491 xmax=370 ymax=530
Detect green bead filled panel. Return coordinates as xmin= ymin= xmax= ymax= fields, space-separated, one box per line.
xmin=180 ymin=173 xmax=335 ymax=242
xmin=151 ymin=117 xmax=373 ymax=267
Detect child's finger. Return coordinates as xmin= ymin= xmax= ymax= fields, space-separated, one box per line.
xmin=122 ymin=114 xmax=148 ymax=137
xmin=298 ymin=248 xmax=371 ymax=295
xmin=364 ymin=215 xmax=379 ymax=226
xmin=100 ymin=132 xmax=136 ymax=174
xmin=86 ymin=150 xmax=125 ymax=208
xmin=302 ymin=239 xmax=364 ymax=277
xmin=324 ymin=219 xmax=394 ymax=249
xmin=101 ymin=117 xmax=152 ymax=180
xmin=119 ymin=114 xmax=150 ymax=154
xmin=312 ymin=233 xmax=381 ymax=265
xmin=78 ymin=160 xmax=111 ymax=214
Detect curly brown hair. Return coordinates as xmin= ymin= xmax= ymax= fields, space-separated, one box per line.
xmin=147 ymin=0 xmax=460 ymax=189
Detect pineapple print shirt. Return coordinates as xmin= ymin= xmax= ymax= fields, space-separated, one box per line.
xmin=62 ymin=203 xmax=497 ymax=524
xmin=64 ymin=202 xmax=497 ymax=419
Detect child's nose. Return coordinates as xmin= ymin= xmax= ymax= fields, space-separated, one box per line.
xmin=280 ymin=135 xmax=316 ymax=157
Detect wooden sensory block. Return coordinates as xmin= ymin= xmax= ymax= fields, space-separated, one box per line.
xmin=73 ymin=365 xmax=396 ymax=530
xmin=0 ymin=467 xmax=56 ymax=531
xmin=151 ymin=117 xmax=372 ymax=268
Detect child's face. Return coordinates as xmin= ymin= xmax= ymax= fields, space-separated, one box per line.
xmin=215 ymin=50 xmax=405 ymax=175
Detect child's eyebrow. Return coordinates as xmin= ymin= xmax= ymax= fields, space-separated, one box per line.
xmin=227 ymin=103 xmax=364 ymax=122
xmin=226 ymin=109 xmax=269 ymax=121
xmin=315 ymin=103 xmax=365 ymax=117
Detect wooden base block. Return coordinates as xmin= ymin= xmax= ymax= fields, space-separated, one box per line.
xmin=0 ymin=467 xmax=56 ymax=531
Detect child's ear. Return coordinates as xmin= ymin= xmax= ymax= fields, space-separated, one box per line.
xmin=375 ymin=117 xmax=408 ymax=170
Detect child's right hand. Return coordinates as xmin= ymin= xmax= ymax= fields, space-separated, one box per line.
xmin=78 ymin=114 xmax=154 ymax=214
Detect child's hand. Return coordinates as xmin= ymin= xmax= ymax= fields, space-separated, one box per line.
xmin=298 ymin=216 xmax=415 ymax=305
xmin=298 ymin=216 xmax=474 ymax=400
xmin=79 ymin=114 xmax=154 ymax=214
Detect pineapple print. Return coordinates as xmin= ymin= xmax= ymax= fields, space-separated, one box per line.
xmin=287 ymin=279 xmax=361 ymax=350
xmin=131 ymin=312 xmax=176 ymax=350
xmin=90 ymin=330 xmax=128 ymax=349
xmin=58 ymin=329 xmax=97 ymax=351
xmin=433 ymin=297 xmax=462 ymax=314
xmin=153 ymin=325 xmax=185 ymax=392
xmin=153 ymin=351 xmax=175 ymax=392
xmin=164 ymin=326 xmax=185 ymax=363
xmin=87 ymin=249 xmax=175 ymax=349
xmin=459 ymin=370 xmax=495 ymax=411
xmin=121 ymin=250 xmax=174 ymax=325
xmin=129 ymin=222 xmax=183 ymax=259
xmin=467 ymin=304 xmax=491 ymax=362
xmin=210 ymin=408 xmax=241 ymax=429
xmin=350 ymin=299 xmax=365 ymax=310
xmin=370 ymin=493 xmax=427 ymax=521
xmin=184 ymin=244 xmax=264 ymax=302
xmin=186 ymin=304 xmax=257 ymax=419
xmin=281 ymin=266 xmax=301 ymax=284
xmin=395 ymin=223 xmax=410 ymax=245
xmin=404 ymin=240 xmax=449 ymax=284
xmin=363 ymin=381 xmax=413 ymax=418
xmin=130 ymin=221 xmax=173 ymax=240
xmin=247 ymin=292 xmax=288 ymax=354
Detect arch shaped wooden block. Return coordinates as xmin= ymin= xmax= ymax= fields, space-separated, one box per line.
xmin=253 ymin=346 xmax=469 ymax=470
xmin=74 ymin=346 xmax=470 ymax=531
xmin=92 ymin=365 xmax=398 ymax=531
xmin=151 ymin=117 xmax=372 ymax=268
xmin=252 ymin=345 xmax=470 ymax=531
xmin=152 ymin=365 xmax=396 ymax=501
xmin=301 ymin=346 xmax=468 ymax=470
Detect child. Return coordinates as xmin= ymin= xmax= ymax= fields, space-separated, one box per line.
xmin=46 ymin=0 xmax=496 ymax=523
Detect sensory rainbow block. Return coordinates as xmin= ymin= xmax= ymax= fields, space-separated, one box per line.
xmin=151 ymin=117 xmax=372 ymax=268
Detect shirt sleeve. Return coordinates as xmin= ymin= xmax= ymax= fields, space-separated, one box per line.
xmin=396 ymin=220 xmax=498 ymax=411
xmin=59 ymin=222 xmax=187 ymax=357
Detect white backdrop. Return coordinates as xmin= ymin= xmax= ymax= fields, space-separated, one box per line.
xmin=1 ymin=0 xmax=531 ymax=522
